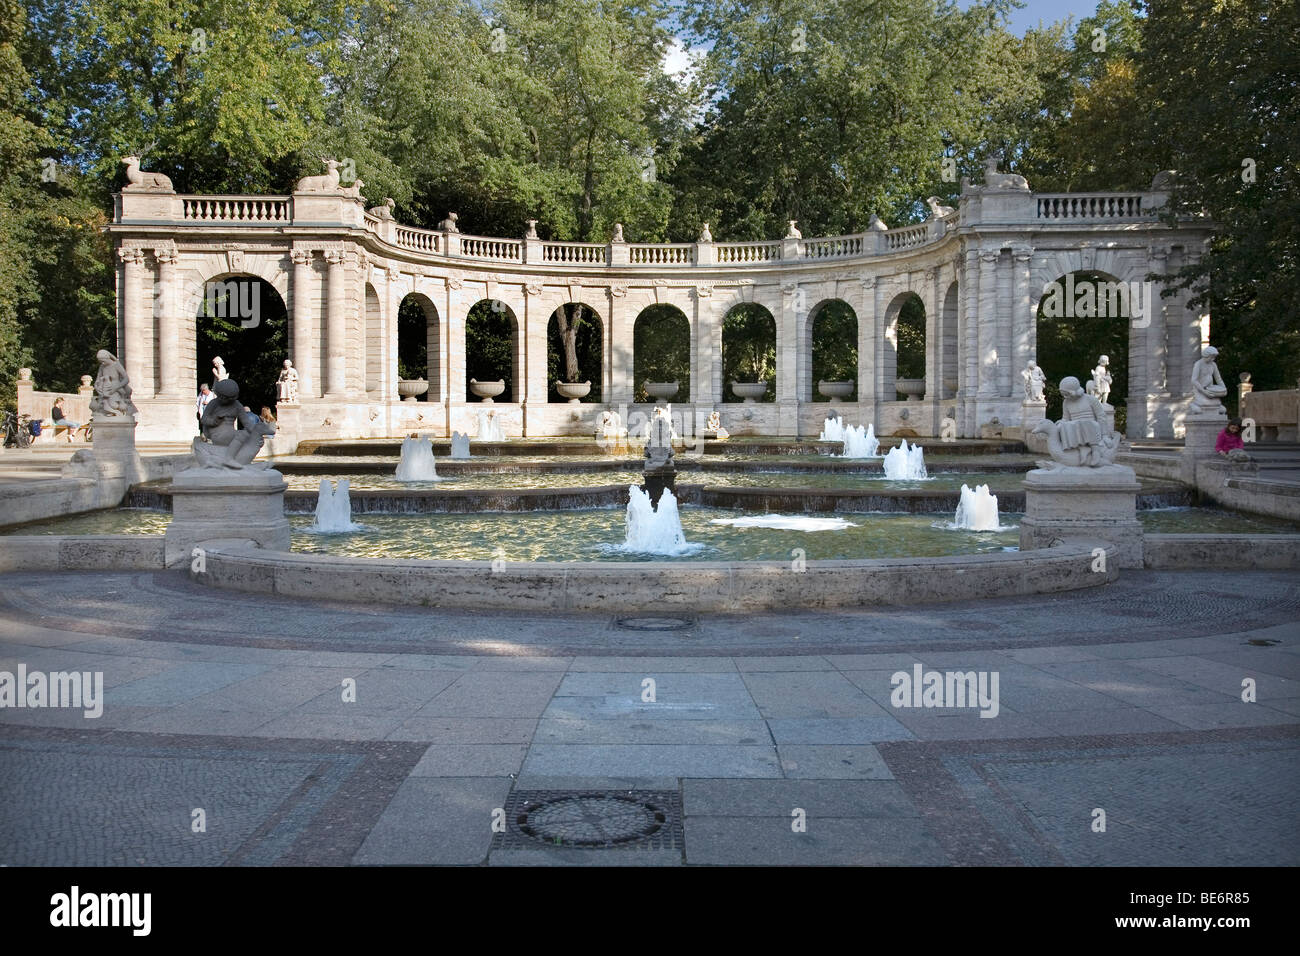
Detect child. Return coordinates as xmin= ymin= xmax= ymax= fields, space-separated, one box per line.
xmin=1215 ymin=418 xmax=1245 ymax=455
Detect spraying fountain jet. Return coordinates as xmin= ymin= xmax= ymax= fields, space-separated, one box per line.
xmin=311 ymin=478 xmax=360 ymax=532
xmin=395 ymin=436 xmax=440 ymax=481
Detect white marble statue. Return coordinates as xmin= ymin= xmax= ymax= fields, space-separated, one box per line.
xmin=439 ymin=212 xmax=460 ymax=233
xmin=706 ymin=410 xmax=729 ymax=441
xmin=983 ymin=153 xmax=1030 ymax=190
xmin=1091 ymin=355 xmax=1113 ymax=406
xmin=276 ymin=360 xmax=299 ymax=403
xmin=1029 ymin=376 xmax=1121 ymax=468
xmin=1021 ymin=360 xmax=1047 ymax=403
xmin=1190 ymin=346 xmax=1228 ymax=413
xmin=785 ymin=220 xmax=802 ymax=239
xmin=925 ymin=196 xmax=955 ymax=219
xmin=867 ymin=214 xmax=888 ymax=231
xmin=212 ymin=356 xmax=229 ymax=385
xmin=295 ymin=159 xmax=342 ymax=193
xmin=698 ymin=223 xmax=713 ymax=243
xmin=121 ymin=155 xmax=173 ymax=191
xmin=88 ymin=349 xmax=137 ymax=419
xmin=610 ymin=223 xmax=624 ymax=242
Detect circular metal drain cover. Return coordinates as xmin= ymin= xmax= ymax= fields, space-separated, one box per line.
xmin=517 ymin=794 xmax=667 ymax=847
xmin=616 ymin=616 xmax=693 ymax=631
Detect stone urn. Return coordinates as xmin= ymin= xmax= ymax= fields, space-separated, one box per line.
xmin=895 ymin=378 xmax=926 ymax=401
xmin=469 ymin=378 xmax=505 ymax=402
xmin=730 ymin=382 xmax=767 ymax=404
xmin=18 ymin=367 xmax=32 ymax=382
xmin=644 ymin=382 xmax=679 ymax=402
xmin=398 ymin=378 xmax=429 ymax=402
xmin=818 ymin=380 xmax=854 ymax=403
xmin=556 ymin=381 xmax=591 ymax=404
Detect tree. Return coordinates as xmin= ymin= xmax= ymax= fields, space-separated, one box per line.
xmin=1137 ymin=0 xmax=1300 ymax=397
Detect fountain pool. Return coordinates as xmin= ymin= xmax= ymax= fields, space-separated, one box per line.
xmin=14 ymin=506 xmax=1294 ymax=563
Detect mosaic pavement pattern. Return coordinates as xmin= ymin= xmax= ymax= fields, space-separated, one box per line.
xmin=1 ymin=568 xmax=1297 ymax=865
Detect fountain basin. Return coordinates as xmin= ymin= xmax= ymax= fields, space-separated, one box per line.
xmin=469 ymin=379 xmax=505 ymax=402
xmin=730 ymin=382 xmax=768 ymax=404
xmin=555 ymin=381 xmax=591 ymax=403
xmin=644 ymin=382 xmax=679 ymax=401
xmin=398 ymin=378 xmax=429 ymax=402
xmin=818 ymin=381 xmax=855 ymax=402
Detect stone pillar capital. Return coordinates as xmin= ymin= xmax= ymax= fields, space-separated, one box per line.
xmin=291 ymin=248 xmax=315 ymax=266
xmin=118 ymin=246 xmax=146 ymax=266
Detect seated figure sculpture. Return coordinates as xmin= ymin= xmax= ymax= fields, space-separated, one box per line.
xmin=194 ymin=379 xmax=275 ymax=469
xmin=1190 ymin=346 xmax=1228 ymax=413
xmin=1030 ymin=376 xmax=1121 ymax=468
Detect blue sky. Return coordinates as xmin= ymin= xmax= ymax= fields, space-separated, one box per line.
xmin=994 ymin=0 xmax=1102 ymax=34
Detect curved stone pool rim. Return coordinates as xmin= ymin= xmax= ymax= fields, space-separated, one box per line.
xmin=3 ymin=533 xmax=1296 ymax=613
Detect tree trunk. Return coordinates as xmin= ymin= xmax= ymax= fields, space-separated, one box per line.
xmin=556 ymin=303 xmax=582 ymax=382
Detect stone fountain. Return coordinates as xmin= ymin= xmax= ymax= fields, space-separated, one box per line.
xmin=642 ymin=408 xmax=676 ymax=508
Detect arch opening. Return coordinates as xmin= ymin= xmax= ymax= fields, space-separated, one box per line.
xmin=632 ymin=305 xmax=691 ymax=403
xmin=721 ymin=304 xmax=777 ymax=403
xmin=547 ymin=302 xmax=604 ymax=403
xmin=465 ymin=299 xmax=520 ymax=402
xmin=195 ymin=274 xmax=288 ymax=413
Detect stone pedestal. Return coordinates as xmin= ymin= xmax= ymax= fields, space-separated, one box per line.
xmin=1021 ymin=402 xmax=1048 ymax=453
xmin=1020 ymin=464 xmax=1143 ymax=568
xmin=164 ymin=467 xmax=291 ymax=566
xmin=1182 ymin=409 xmax=1227 ymax=483
xmin=78 ymin=418 xmax=147 ymax=485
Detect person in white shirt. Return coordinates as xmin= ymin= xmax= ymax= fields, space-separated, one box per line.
xmin=196 ymin=384 xmax=215 ymax=431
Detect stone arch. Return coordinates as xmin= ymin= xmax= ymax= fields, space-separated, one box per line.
xmin=805 ymin=298 xmax=858 ymax=402
xmin=1035 ymin=269 xmax=1130 ymax=425
xmin=398 ymin=291 xmax=440 ymax=401
xmin=547 ymin=301 xmax=605 ymax=402
xmin=192 ymin=271 xmax=289 ymax=412
xmin=721 ymin=302 xmax=777 ymax=403
xmin=465 ymin=297 xmax=521 ymax=402
xmin=633 ymin=304 xmax=691 ymax=403
xmin=939 ymin=280 xmax=959 ymax=400
xmin=364 ymin=282 xmax=383 ymax=395
xmin=882 ymin=290 xmax=925 ymax=401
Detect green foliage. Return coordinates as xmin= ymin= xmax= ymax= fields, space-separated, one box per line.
xmin=632 ymin=305 xmax=690 ymax=402
xmin=721 ymin=305 xmax=776 ymax=402
xmin=810 ymin=301 xmax=857 ymax=400
xmin=896 ymin=295 xmax=926 ymax=382
xmin=1138 ymin=0 xmax=1300 ymax=396
xmin=465 ymin=300 xmax=516 ymax=401
xmin=397 ymin=297 xmax=430 ymax=383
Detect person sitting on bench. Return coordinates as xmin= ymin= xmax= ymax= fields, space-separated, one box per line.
xmin=50 ymin=398 xmax=88 ymax=442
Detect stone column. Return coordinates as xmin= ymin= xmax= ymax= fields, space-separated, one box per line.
xmin=856 ymin=277 xmax=877 ymax=413
xmin=118 ymin=247 xmax=150 ymax=398
xmin=921 ymin=267 xmax=938 ymax=400
xmin=776 ymin=284 xmax=799 ymax=405
xmin=385 ymin=267 xmax=403 ymax=402
xmin=154 ymin=245 xmax=180 ymax=397
xmin=446 ymin=277 xmax=467 ymax=409
xmin=961 ymin=249 xmax=979 ymax=435
xmin=606 ymin=286 xmax=633 ymax=405
xmin=1011 ymin=245 xmax=1033 ymax=396
xmin=1136 ymin=247 xmax=1169 ymax=437
xmin=323 ymin=250 xmax=347 ymax=397
xmin=692 ymin=285 xmax=716 ymax=434
xmin=977 ymin=250 xmax=1000 ymax=397
xmin=291 ymin=249 xmax=316 ymax=399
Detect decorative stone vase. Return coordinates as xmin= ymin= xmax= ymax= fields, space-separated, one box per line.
xmin=818 ymin=381 xmax=854 ymax=403
xmin=18 ymin=368 xmax=32 ymax=382
xmin=644 ymin=382 xmax=679 ymax=402
xmin=469 ymin=378 xmax=505 ymax=403
xmin=398 ymin=378 xmax=429 ymax=402
xmin=896 ymin=378 xmax=926 ymax=401
xmin=730 ymin=382 xmax=767 ymax=404
xmin=556 ymin=381 xmax=591 ymax=403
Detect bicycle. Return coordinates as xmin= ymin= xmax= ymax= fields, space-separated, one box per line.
xmin=2 ymin=410 xmax=33 ymax=449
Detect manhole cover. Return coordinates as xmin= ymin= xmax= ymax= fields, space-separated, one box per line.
xmin=616 ymin=616 xmax=693 ymax=631
xmin=493 ymin=790 xmax=684 ymax=851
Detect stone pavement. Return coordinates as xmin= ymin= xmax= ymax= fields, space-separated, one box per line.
xmin=0 ymin=568 xmax=1296 ymax=866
